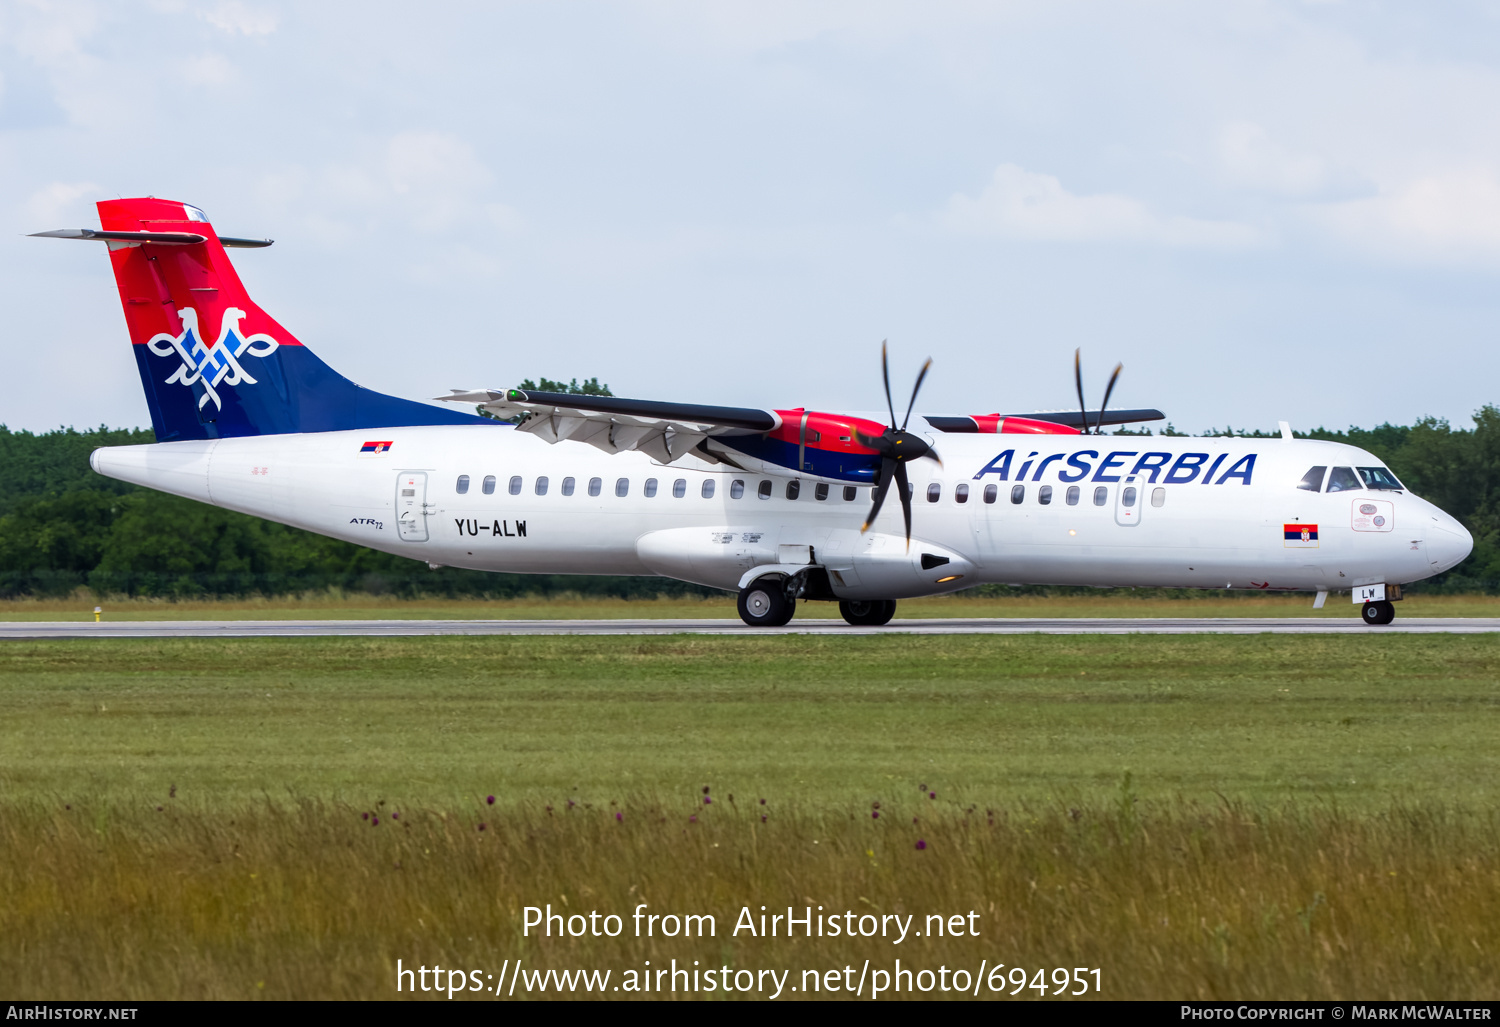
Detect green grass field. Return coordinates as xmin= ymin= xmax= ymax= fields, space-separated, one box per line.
xmin=2 ymin=635 xmax=1497 ymax=999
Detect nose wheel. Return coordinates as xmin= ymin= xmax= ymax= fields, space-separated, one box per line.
xmin=1361 ymin=600 xmax=1396 ymax=626
xmin=737 ymin=576 xmax=796 ymax=627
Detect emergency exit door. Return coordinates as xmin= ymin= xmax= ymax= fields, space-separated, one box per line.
xmin=396 ymin=472 xmax=431 ymax=542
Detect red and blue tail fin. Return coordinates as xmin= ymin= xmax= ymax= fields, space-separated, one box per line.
xmin=85 ymin=197 xmax=485 ymax=441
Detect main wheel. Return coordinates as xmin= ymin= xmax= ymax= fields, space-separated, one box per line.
xmin=1361 ymin=600 xmax=1395 ymax=626
xmin=737 ymin=576 xmax=795 ymax=627
xmin=839 ymin=599 xmax=897 ymax=626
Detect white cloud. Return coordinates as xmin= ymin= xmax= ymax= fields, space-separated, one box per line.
xmin=1313 ymin=168 xmax=1500 ymax=262
xmin=22 ymin=181 xmax=101 ymax=226
xmin=938 ymin=164 xmax=1260 ymax=248
xmin=181 ymin=53 xmax=235 ymax=86
xmin=1216 ymin=121 xmax=1333 ymax=196
xmin=201 ymin=1 xmax=277 ymax=36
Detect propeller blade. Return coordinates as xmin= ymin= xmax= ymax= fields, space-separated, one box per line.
xmin=924 ymin=446 xmax=942 ymax=469
xmin=900 ymin=357 xmax=933 ymax=431
xmin=1096 ymin=362 xmax=1123 ymax=435
xmin=894 ymin=460 xmax=913 ymax=549
xmin=1074 ymin=348 xmax=1091 ymax=436
xmin=880 ymin=340 xmax=897 ymax=428
xmin=860 ymin=457 xmax=898 ymax=533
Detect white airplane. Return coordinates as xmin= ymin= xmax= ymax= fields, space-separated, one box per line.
xmin=36 ymin=198 xmax=1473 ymax=627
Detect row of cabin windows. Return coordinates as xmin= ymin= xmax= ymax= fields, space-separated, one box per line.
xmin=924 ymin=481 xmax=1168 ymax=508
xmin=454 ymin=474 xmax=864 ymax=502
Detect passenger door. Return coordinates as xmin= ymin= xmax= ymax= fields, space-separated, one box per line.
xmin=396 ymin=472 xmax=431 ymax=542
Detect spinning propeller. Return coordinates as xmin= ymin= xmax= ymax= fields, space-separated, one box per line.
xmin=856 ymin=343 xmax=942 ymax=547
xmin=1074 ymin=348 xmax=1123 ymax=435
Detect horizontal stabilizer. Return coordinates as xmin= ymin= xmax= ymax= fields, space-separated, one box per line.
xmin=30 ymin=228 xmax=272 ymax=248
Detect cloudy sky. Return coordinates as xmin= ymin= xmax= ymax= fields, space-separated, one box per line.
xmin=4 ymin=0 xmax=1500 ymax=434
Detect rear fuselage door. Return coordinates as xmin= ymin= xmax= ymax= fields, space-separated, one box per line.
xmin=396 ymin=472 xmax=430 ymax=542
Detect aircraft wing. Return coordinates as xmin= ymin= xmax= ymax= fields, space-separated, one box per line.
xmin=438 ymin=388 xmax=781 ymax=464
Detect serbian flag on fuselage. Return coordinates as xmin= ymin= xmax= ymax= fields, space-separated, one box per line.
xmin=360 ymin=441 xmax=393 ymax=453
xmin=1284 ymin=523 xmax=1318 ymax=547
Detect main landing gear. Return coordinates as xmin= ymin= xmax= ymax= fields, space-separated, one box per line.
xmin=734 ymin=575 xmax=900 ymax=628
xmin=737 ymin=575 xmax=796 ymax=627
xmin=1361 ymin=600 xmax=1396 ymax=626
xmin=839 ymin=599 xmax=897 ymax=626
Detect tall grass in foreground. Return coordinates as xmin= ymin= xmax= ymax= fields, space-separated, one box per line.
xmin=2 ymin=797 xmax=1496 ymax=1000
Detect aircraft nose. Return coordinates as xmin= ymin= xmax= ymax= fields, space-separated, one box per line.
xmin=1427 ymin=515 xmax=1474 ymax=573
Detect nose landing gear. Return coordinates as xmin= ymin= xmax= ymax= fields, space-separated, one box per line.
xmin=1361 ymin=600 xmax=1396 ymax=626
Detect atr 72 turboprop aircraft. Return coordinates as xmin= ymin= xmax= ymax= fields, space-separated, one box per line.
xmin=36 ymin=197 xmax=1473 ymax=626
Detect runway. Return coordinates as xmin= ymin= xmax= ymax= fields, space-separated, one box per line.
xmin=3 ymin=616 xmax=1500 ymax=637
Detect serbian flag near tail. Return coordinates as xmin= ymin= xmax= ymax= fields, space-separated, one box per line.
xmin=1284 ymin=523 xmax=1319 ymax=548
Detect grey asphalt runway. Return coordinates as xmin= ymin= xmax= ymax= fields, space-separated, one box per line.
xmin=2 ymin=617 xmax=1499 ymax=637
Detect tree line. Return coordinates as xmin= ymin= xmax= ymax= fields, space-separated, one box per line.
xmin=3 ymin=406 xmax=1500 ymax=599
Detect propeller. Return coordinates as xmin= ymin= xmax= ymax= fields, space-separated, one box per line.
xmin=855 ymin=342 xmax=942 ymax=548
xmin=1074 ymin=348 xmax=1124 ymax=435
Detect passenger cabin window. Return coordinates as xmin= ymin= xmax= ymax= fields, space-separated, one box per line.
xmin=1358 ymin=466 xmax=1404 ymax=491
xmin=1093 ymin=486 xmax=1108 ymax=506
xmin=1038 ymin=485 xmax=1053 ymax=505
xmin=927 ymin=483 xmax=941 ymax=503
xmin=1151 ymin=487 xmax=1165 ymax=508
xmin=815 ymin=482 xmax=829 ymax=501
xmin=482 ymin=475 xmax=496 ymax=495
xmin=535 ymin=476 xmax=548 ymax=496
xmin=644 ymin=478 xmax=658 ymax=498
xmin=673 ymin=479 xmax=687 ymax=498
xmin=758 ymin=480 xmax=772 ymax=500
xmin=508 ymin=475 xmax=522 ymax=496
xmin=1297 ymin=466 xmax=1327 ymax=492
xmin=1326 ymin=466 xmax=1361 ymax=493
xmin=843 ymin=486 xmax=858 ymax=501
xmin=955 ymin=483 xmax=969 ymax=504
xmin=983 ymin=484 xmax=998 ymax=504
xmin=456 ymin=474 xmax=470 ymax=495
xmin=1122 ymin=486 xmax=1137 ymax=508
xmin=1010 ymin=484 xmax=1025 ymax=504
xmin=731 ymin=480 xmax=745 ymax=499
xmin=615 ymin=478 xmax=630 ymax=497
xmin=562 ymin=477 xmax=576 ymax=496
xmin=702 ymin=479 xmax=715 ymax=499
xmin=786 ymin=480 xmax=800 ymax=500
xmin=1066 ymin=486 xmax=1080 ymax=506
xmin=588 ymin=477 xmax=602 ymax=497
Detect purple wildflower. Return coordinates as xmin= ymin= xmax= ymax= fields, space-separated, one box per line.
xmin=872 ymin=811 xmax=879 ymax=819
xmin=704 ymin=796 xmax=712 ymax=805
xmin=486 ymin=795 xmax=495 ymax=805
xmin=929 ymin=792 xmax=936 ymax=799
xmin=478 ymin=823 xmax=486 ymax=831
xmin=362 ymin=812 xmax=369 ymax=820
xmin=615 ymin=812 xmax=623 ymax=822
xmin=761 ymin=814 xmax=767 ymax=822
xmin=372 ymin=816 xmax=379 ymax=826
xmin=689 ymin=815 xmax=697 ymax=823
xmin=915 ymin=839 xmax=926 ymax=850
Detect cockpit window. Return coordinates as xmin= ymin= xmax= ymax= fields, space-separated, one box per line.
xmin=1297 ymin=466 xmax=1326 ymax=492
xmin=182 ymin=204 xmax=209 ymax=222
xmin=1326 ymin=466 xmax=1361 ymax=493
xmin=1357 ymin=466 xmax=1404 ymax=491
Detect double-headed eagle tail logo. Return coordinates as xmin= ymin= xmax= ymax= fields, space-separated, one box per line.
xmin=145 ymin=307 xmax=279 ymax=411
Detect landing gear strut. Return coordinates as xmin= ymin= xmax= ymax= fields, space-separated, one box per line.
xmin=839 ymin=599 xmax=897 ymax=626
xmin=737 ymin=575 xmax=796 ymax=627
xmin=1361 ymin=600 xmax=1396 ymax=626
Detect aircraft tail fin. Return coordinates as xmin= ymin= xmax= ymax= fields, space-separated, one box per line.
xmin=50 ymin=197 xmax=486 ymax=441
